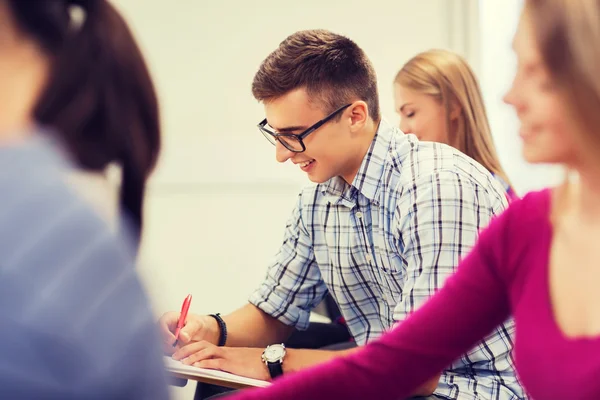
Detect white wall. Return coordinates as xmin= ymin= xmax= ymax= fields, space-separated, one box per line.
xmin=110 ymin=1 xmax=479 ymax=398
xmin=110 ymin=0 xmax=483 ymax=313
xmin=478 ymin=0 xmax=564 ymax=193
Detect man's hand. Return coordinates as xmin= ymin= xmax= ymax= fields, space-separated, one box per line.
xmin=158 ymin=312 xmax=220 ymax=355
xmin=413 ymin=375 xmax=440 ymax=397
xmin=172 ymin=341 xmax=270 ymax=381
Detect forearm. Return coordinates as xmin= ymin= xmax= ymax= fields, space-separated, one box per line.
xmin=283 ymin=347 xmax=359 ymax=374
xmin=412 ymin=375 xmax=440 ymax=396
xmin=284 ymin=346 xmax=439 ymax=396
xmin=222 ymin=304 xmax=294 ymax=347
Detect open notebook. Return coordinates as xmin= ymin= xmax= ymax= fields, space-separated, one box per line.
xmin=164 ymin=357 xmax=270 ymax=388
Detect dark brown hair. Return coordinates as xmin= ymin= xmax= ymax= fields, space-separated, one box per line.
xmin=252 ymin=29 xmax=380 ymax=121
xmin=8 ymin=0 xmax=160 ymax=248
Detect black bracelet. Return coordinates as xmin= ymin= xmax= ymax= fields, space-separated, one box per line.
xmin=209 ymin=313 xmax=227 ymax=347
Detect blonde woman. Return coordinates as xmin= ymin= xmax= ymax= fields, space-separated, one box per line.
xmin=394 ymin=49 xmax=517 ymax=201
xmin=228 ymin=0 xmax=600 ymax=398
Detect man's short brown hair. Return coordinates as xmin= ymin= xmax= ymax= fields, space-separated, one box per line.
xmin=252 ymin=29 xmax=380 ymax=121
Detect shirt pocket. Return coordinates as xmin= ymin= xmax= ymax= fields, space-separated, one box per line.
xmin=370 ymin=250 xmax=406 ymax=311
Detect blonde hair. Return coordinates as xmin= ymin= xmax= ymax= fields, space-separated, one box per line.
xmin=394 ymin=49 xmax=513 ymax=188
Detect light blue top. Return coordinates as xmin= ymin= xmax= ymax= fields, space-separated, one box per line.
xmin=0 ymin=133 xmax=168 ymax=399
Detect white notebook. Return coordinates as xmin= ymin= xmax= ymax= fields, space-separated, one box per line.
xmin=164 ymin=357 xmax=270 ymax=388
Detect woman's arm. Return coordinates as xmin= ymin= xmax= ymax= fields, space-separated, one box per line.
xmin=228 ymin=204 xmax=516 ymax=400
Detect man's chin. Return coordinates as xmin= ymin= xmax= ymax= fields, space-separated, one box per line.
xmin=306 ymin=173 xmax=334 ymax=184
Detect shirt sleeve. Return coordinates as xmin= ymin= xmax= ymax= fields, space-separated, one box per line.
xmin=392 ymin=170 xmax=506 ymax=320
xmin=227 ymin=194 xmax=516 ymax=400
xmin=249 ymin=194 xmax=328 ymax=330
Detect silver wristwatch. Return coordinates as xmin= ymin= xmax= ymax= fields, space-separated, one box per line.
xmin=261 ymin=343 xmax=286 ymax=379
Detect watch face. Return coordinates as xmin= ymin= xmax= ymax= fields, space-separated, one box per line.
xmin=264 ymin=344 xmax=286 ymax=362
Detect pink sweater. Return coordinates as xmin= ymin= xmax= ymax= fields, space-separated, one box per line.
xmin=230 ymin=189 xmax=600 ymax=400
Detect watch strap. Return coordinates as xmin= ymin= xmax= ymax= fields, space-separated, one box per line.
xmin=266 ymin=361 xmax=284 ymax=378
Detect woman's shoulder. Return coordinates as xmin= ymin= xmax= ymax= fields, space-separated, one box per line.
xmin=491 ymin=173 xmax=519 ymax=203
xmin=493 ymin=188 xmax=551 ymax=233
xmin=476 ymin=188 xmax=551 ymax=286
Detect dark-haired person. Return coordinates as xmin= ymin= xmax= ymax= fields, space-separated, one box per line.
xmin=9 ymin=0 xmax=160 ymax=247
xmin=0 ymin=0 xmax=167 ymax=398
xmin=160 ymin=30 xmax=524 ymax=399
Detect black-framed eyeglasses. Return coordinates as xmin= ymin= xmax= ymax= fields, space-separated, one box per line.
xmin=257 ymin=103 xmax=352 ymax=153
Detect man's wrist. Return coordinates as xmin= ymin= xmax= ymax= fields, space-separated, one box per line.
xmin=208 ymin=313 xmax=228 ymax=346
xmin=202 ymin=315 xmax=221 ymax=345
xmin=262 ymin=344 xmax=286 ymax=379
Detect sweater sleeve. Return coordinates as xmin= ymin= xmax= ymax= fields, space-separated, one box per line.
xmin=228 ymin=193 xmax=528 ymax=400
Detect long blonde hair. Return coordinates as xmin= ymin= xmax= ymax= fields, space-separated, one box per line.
xmin=394 ymin=49 xmax=513 ymax=188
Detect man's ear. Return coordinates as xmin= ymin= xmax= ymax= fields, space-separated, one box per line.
xmin=348 ymin=101 xmax=368 ymax=131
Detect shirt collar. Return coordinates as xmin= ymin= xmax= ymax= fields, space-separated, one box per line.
xmin=321 ymin=119 xmax=395 ymax=207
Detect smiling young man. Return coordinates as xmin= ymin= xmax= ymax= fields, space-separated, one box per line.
xmin=160 ymin=30 xmax=526 ymax=399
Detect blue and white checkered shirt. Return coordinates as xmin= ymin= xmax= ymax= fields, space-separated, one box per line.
xmin=250 ymin=119 xmax=525 ymax=399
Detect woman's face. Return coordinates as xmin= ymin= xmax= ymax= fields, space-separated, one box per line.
xmin=503 ymin=11 xmax=578 ymax=165
xmin=394 ymin=83 xmax=449 ymax=144
xmin=0 ymin=3 xmax=50 ymax=135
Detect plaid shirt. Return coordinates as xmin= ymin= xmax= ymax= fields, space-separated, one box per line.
xmin=250 ymin=119 xmax=525 ymax=399
xmin=493 ymin=173 xmax=519 ymax=203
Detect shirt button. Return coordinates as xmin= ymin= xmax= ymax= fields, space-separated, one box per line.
xmin=366 ymin=254 xmax=373 ymax=262
xmin=356 ymin=212 xmax=363 ymax=219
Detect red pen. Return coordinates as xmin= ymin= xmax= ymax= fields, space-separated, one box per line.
xmin=172 ymin=294 xmax=192 ymax=347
